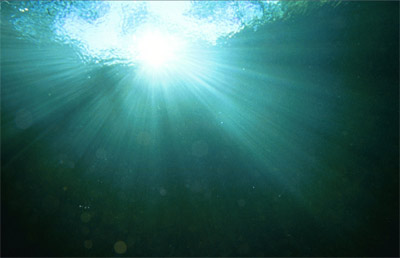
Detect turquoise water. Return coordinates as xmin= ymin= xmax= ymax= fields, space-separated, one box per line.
xmin=1 ymin=1 xmax=399 ymax=256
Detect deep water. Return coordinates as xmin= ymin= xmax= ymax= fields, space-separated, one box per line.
xmin=1 ymin=1 xmax=399 ymax=257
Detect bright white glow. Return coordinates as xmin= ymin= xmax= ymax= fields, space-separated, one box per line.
xmin=47 ymin=1 xmax=277 ymax=65
xmin=136 ymin=30 xmax=182 ymax=68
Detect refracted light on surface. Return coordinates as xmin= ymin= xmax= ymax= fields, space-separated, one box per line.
xmin=6 ymin=1 xmax=290 ymax=67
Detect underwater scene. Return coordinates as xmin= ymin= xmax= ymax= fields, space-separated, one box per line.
xmin=1 ymin=1 xmax=399 ymax=257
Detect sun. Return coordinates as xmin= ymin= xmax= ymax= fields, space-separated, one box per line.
xmin=136 ymin=30 xmax=183 ymax=69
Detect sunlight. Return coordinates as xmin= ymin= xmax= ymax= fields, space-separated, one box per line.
xmin=136 ymin=30 xmax=182 ymax=69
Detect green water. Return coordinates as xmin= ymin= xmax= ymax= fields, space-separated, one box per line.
xmin=1 ymin=1 xmax=399 ymax=257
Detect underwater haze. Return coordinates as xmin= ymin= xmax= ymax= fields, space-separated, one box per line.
xmin=1 ymin=1 xmax=399 ymax=257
